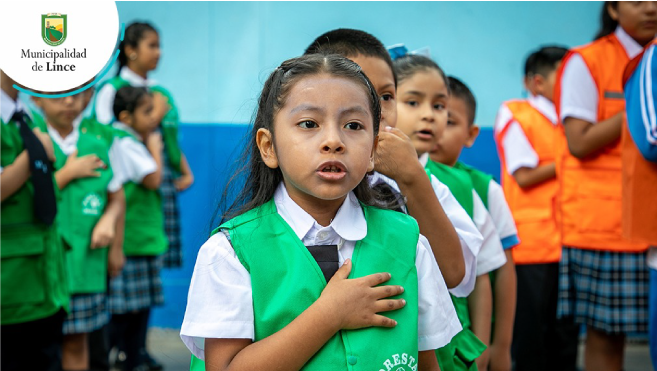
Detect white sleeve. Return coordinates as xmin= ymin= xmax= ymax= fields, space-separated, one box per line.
xmin=501 ymin=122 xmax=539 ymax=174
xmin=487 ymin=181 xmax=519 ymax=249
xmin=559 ymin=54 xmax=598 ymax=123
xmin=180 ymin=233 xmax=254 ymax=360
xmin=95 ymin=84 xmax=117 ymax=125
xmin=416 ymin=234 xmax=462 ymax=351
xmin=473 ymin=191 xmax=507 ymax=275
xmin=429 ymin=175 xmax=482 ymax=298
xmin=109 ymin=137 xmax=157 ymax=184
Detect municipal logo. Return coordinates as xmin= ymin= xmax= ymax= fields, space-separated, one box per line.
xmin=42 ymin=13 xmax=67 ymax=46
xmin=82 ymin=193 xmax=103 ymax=216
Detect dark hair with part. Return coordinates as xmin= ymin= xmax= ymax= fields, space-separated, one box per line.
xmin=595 ymin=2 xmax=618 ymax=40
xmin=392 ymin=54 xmax=449 ymax=93
xmin=524 ymin=45 xmax=569 ymax=77
xmin=304 ymin=28 xmax=397 ymax=86
xmin=447 ymin=76 xmax=477 ymax=126
xmin=216 ymin=53 xmax=400 ymax=225
xmin=117 ymin=22 xmax=158 ymax=75
xmin=113 ymin=86 xmax=150 ymax=119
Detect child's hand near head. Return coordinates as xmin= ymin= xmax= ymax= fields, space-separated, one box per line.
xmin=374 ymin=126 xmax=427 ymax=185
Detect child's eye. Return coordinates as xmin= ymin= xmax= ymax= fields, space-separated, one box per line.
xmin=406 ymin=101 xmax=418 ymax=107
xmin=447 ymin=119 xmax=456 ymax=126
xmin=344 ymin=122 xmax=363 ymax=130
xmin=434 ymin=104 xmax=446 ymax=111
xmin=298 ymin=120 xmax=318 ymax=129
xmin=380 ymin=93 xmax=394 ymax=102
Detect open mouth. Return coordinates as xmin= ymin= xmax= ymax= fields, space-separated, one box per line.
xmin=416 ymin=129 xmax=434 ymax=140
xmin=317 ymin=161 xmax=347 ymax=180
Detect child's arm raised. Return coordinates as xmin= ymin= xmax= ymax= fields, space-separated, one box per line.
xmin=55 ymin=150 xmax=105 ymax=190
xmin=563 ymin=112 xmax=623 ymax=159
xmin=374 ymin=126 xmax=464 ymax=288
xmin=512 ymin=163 xmax=555 ymax=189
xmin=141 ymin=132 xmax=163 ymax=190
xmin=204 ymin=260 xmax=405 ymax=371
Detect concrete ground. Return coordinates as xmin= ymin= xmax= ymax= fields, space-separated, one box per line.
xmin=146 ymin=328 xmax=653 ymax=371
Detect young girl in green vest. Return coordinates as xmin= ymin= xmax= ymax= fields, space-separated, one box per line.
xmin=32 ymin=91 xmax=125 ymax=371
xmin=94 ymin=22 xmax=193 ymax=278
xmin=430 ymin=76 xmax=519 ymax=371
xmin=107 ymin=86 xmax=166 ymax=371
xmin=181 ymin=54 xmax=460 ymax=371
xmin=391 ymin=53 xmax=507 ymax=371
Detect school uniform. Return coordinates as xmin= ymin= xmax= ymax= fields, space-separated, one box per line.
xmin=555 ymin=26 xmax=650 ymax=335
xmin=1 ymin=91 xmax=69 ymax=371
xmin=181 ymin=182 xmax=462 ymax=370
xmin=494 ymin=95 xmax=579 ymax=371
xmin=107 ymin=122 xmax=165 ymax=313
xmin=94 ymin=67 xmax=184 ymax=268
xmin=368 ymin=170 xmax=484 ymax=298
xmin=42 ymin=113 xmax=122 ymax=335
xmin=421 ymin=155 xmax=507 ymax=371
xmin=622 ymin=39 xmax=657 ymax=367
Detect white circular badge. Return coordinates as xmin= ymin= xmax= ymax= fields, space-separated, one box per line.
xmin=0 ymin=1 xmax=119 ymax=93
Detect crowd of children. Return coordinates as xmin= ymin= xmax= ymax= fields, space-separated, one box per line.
xmin=2 ymin=2 xmax=657 ymax=371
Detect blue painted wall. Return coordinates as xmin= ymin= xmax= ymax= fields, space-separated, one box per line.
xmin=109 ymin=1 xmax=603 ymax=328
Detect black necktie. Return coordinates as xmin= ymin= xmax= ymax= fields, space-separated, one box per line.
xmin=13 ymin=111 xmax=57 ymax=226
xmin=305 ymin=245 xmax=339 ymax=283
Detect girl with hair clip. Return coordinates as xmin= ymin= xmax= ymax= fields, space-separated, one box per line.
xmin=554 ymin=2 xmax=657 ymax=370
xmin=181 ymin=53 xmax=461 ymax=371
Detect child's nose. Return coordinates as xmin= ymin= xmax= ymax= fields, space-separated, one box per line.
xmin=321 ymin=127 xmax=345 ymax=153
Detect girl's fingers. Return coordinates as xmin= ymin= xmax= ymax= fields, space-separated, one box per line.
xmin=360 ymin=272 xmax=392 ymax=287
xmin=371 ymin=314 xmax=397 ymax=328
xmin=373 ymin=298 xmax=406 ymax=313
xmin=371 ymin=284 xmax=404 ymax=299
xmin=331 ymin=259 xmax=352 ymax=280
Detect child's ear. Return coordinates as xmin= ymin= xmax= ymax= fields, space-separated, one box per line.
xmin=256 ymin=128 xmax=279 ymax=169
xmin=117 ymin=111 xmax=131 ymax=126
xmin=368 ymin=135 xmax=379 ymax=172
xmin=465 ymin=124 xmax=480 ymax=148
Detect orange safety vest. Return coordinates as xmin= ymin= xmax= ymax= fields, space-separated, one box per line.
xmin=621 ymin=40 xmax=657 ymax=245
xmin=553 ymin=33 xmax=648 ymax=252
xmin=495 ymin=100 xmax=561 ymax=264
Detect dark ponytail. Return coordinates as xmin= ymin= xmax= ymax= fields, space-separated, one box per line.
xmin=594 ymin=2 xmax=618 ymax=40
xmin=117 ymin=22 xmax=157 ymax=75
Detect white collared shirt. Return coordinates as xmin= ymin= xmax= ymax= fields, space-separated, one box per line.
xmin=94 ymin=67 xmax=156 ymax=125
xmin=369 ymin=164 xmax=483 ymax=298
xmin=1 ymin=90 xmax=34 ymax=174
xmin=45 ymin=115 xmax=123 ymax=192
xmin=494 ymin=95 xmax=557 ymax=175
xmin=180 ymin=183 xmax=462 ymax=360
xmin=560 ymin=26 xmax=645 ymax=123
xmin=109 ymin=122 xmax=157 ymax=185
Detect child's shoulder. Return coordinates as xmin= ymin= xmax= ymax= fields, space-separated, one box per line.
xmin=216 ymin=200 xmax=279 ymax=232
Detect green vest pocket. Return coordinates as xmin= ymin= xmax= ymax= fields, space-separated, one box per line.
xmin=1 ymin=229 xmax=48 ymax=306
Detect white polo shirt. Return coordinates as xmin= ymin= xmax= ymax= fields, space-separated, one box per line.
xmin=180 ymin=183 xmax=462 ymax=361
xmin=109 ymin=122 xmax=158 ymax=185
xmin=369 ymin=168 xmax=483 ymax=298
xmin=559 ymin=26 xmax=644 ymax=123
xmin=494 ymin=94 xmax=558 ymax=175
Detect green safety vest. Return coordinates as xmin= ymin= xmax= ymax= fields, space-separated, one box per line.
xmin=47 ymin=115 xmax=116 ymax=294
xmin=113 ymin=127 xmax=168 ymax=256
xmin=424 ymin=159 xmax=486 ymax=371
xmin=1 ymin=115 xmax=69 ymax=325
xmin=191 ymin=198 xmax=420 ymax=371
xmin=91 ymin=76 xmax=182 ymax=173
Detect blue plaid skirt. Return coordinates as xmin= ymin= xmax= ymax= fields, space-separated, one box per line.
xmin=108 ymin=256 xmax=164 ymax=314
xmin=63 ymin=293 xmax=109 ymax=335
xmin=557 ymin=246 xmax=649 ymax=334
xmin=161 ymin=153 xmax=183 ymax=269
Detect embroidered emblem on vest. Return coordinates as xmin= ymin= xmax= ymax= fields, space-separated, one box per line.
xmin=81 ymin=193 xmax=103 ymax=215
xmin=378 ymin=353 xmax=418 ymax=371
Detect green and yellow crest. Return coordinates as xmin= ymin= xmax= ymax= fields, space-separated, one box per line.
xmin=42 ymin=13 xmax=67 ymax=46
